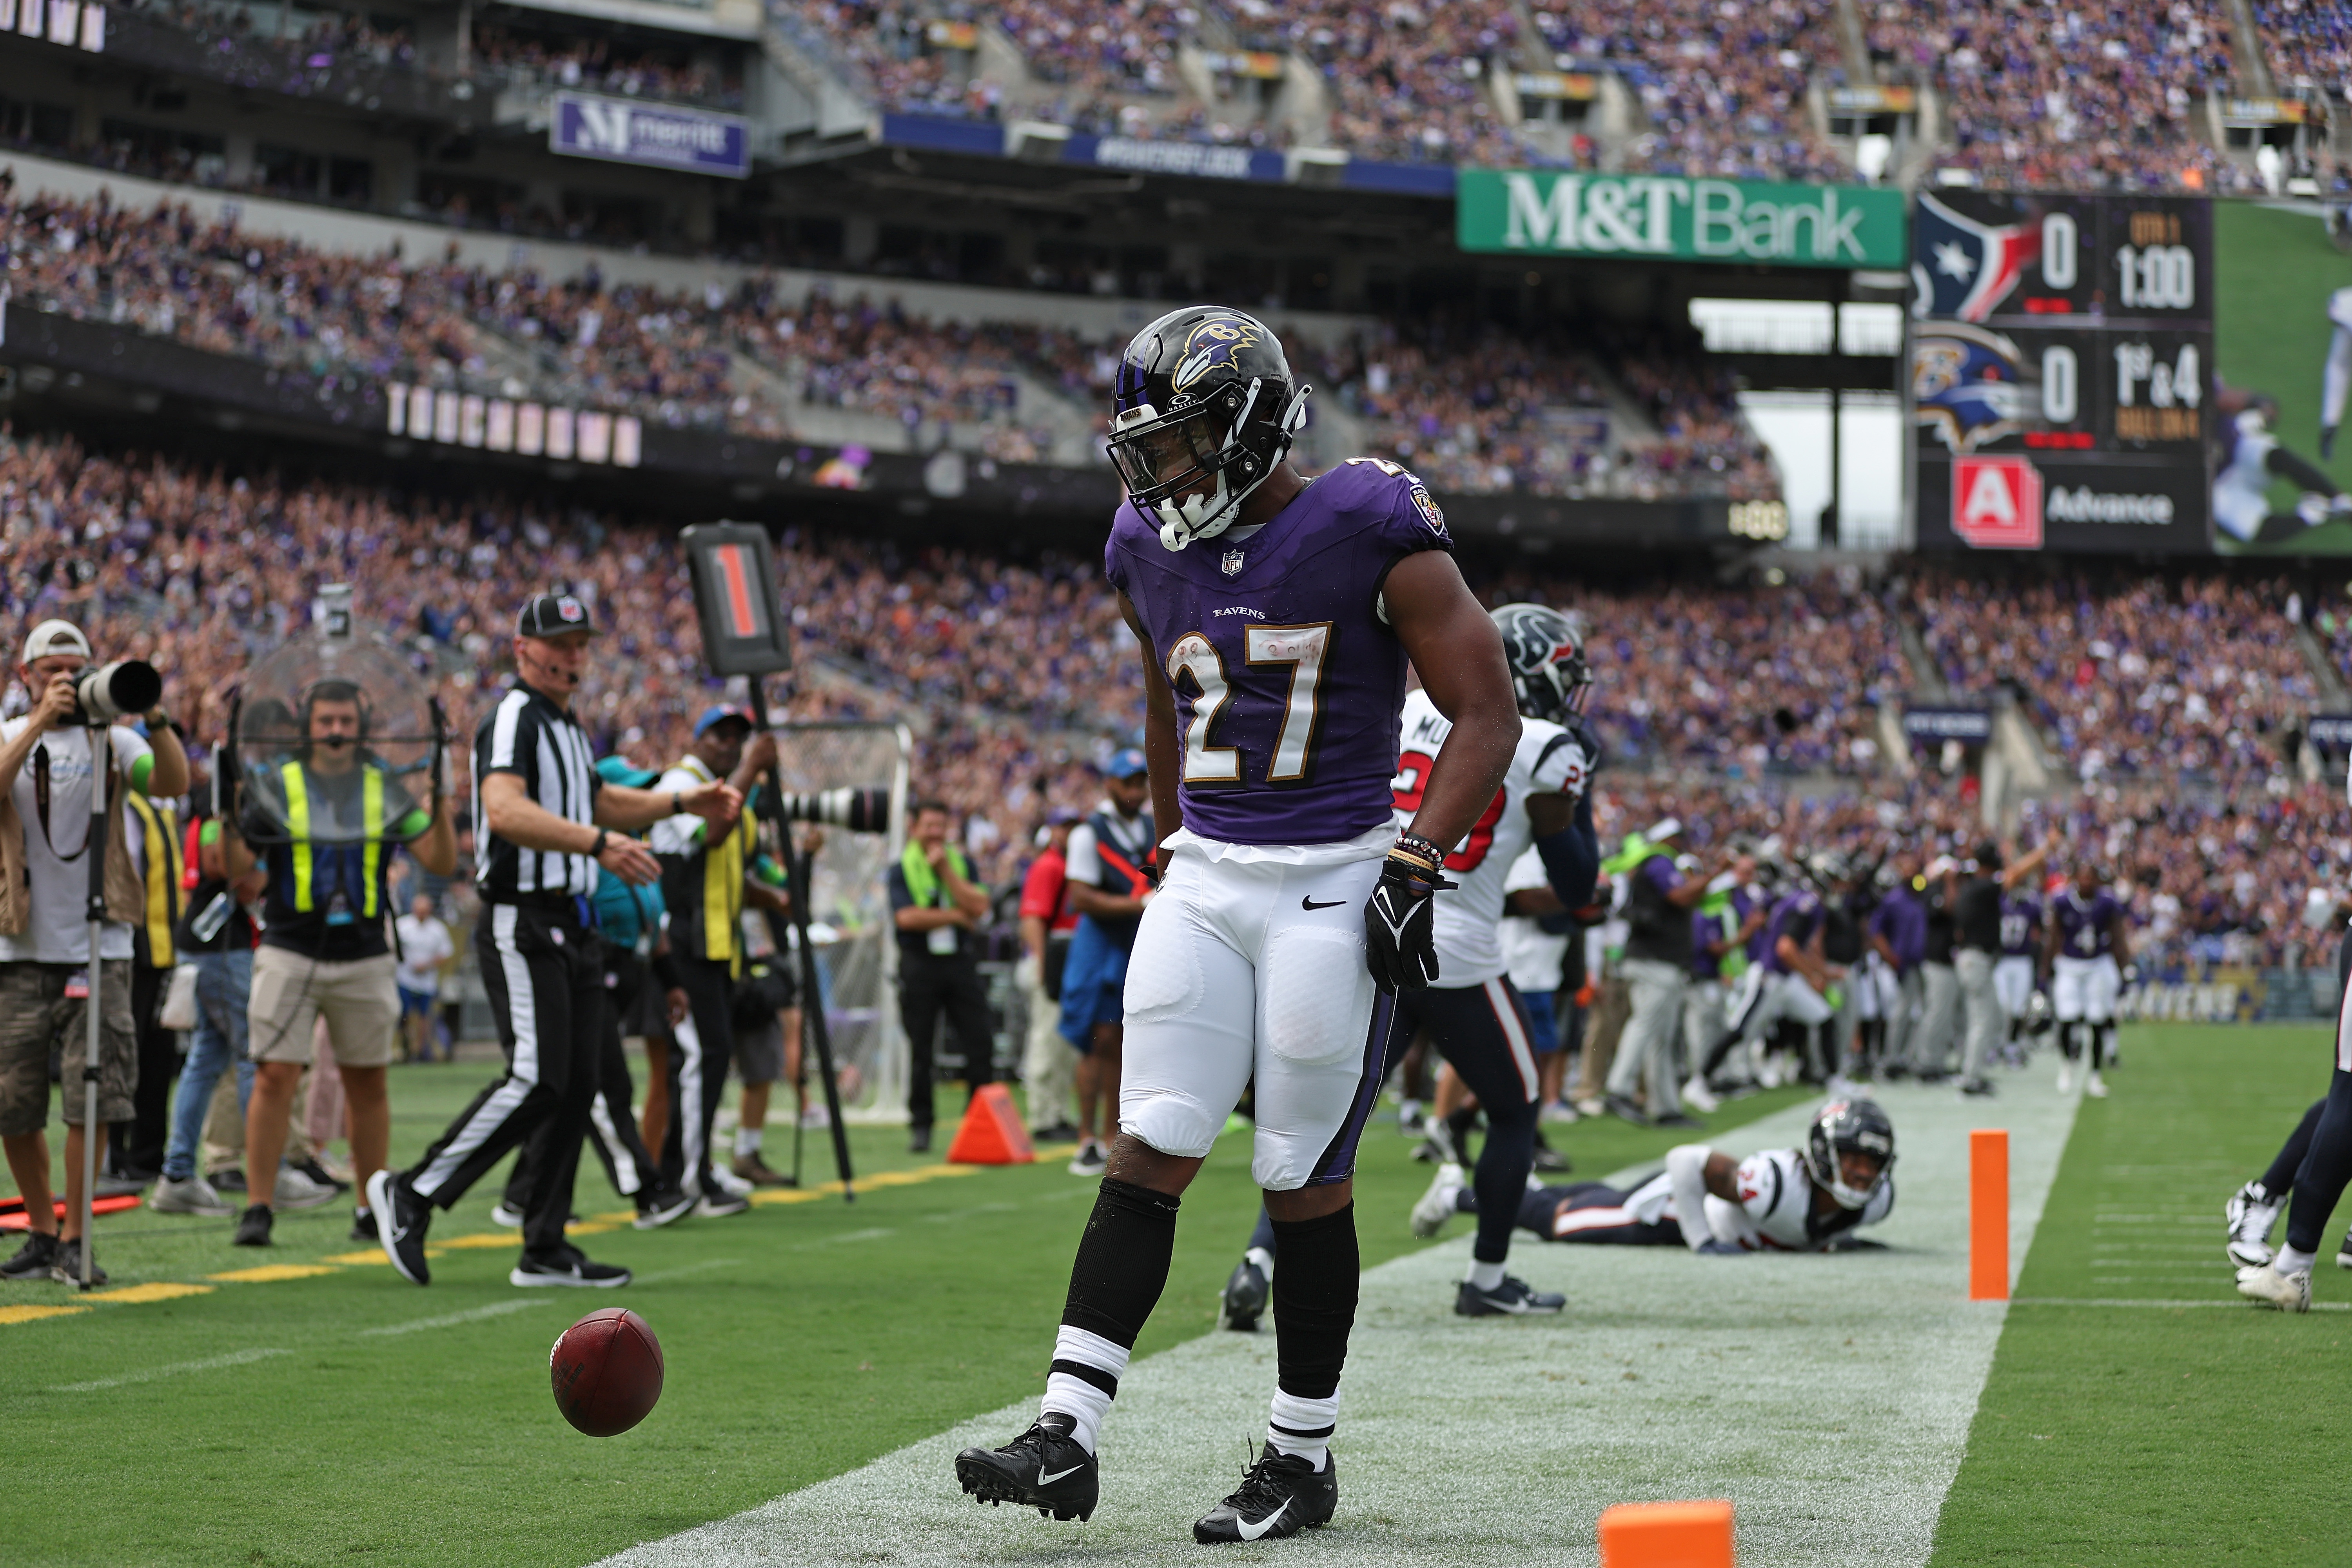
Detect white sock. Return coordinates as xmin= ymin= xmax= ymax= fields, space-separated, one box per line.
xmin=1245 ymin=1245 xmax=1275 ymax=1281
xmin=1267 ymin=1388 xmax=1338 ymax=1468
xmin=2276 ymin=1245 xmax=2316 ymax=1277
xmin=1466 ymin=1258 xmax=1507 ymax=1290
xmin=734 ymin=1127 xmax=762 ymax=1158
xmin=1042 ymin=1325 xmax=1127 ymax=1454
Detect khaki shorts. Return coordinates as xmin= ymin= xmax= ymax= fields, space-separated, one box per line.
xmin=248 ymin=946 xmax=399 ymax=1068
xmin=0 ymin=959 xmax=137 ymax=1136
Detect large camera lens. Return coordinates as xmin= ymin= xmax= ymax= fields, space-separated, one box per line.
xmin=74 ymin=660 xmax=163 ymax=723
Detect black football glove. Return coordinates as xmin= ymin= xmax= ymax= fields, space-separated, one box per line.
xmin=1365 ymin=845 xmax=1455 ymax=992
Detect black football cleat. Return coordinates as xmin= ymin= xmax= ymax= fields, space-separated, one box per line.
xmin=955 ymin=1414 xmax=1098 ymax=1523
xmin=1455 ymin=1274 xmax=1567 ymax=1317
xmin=1221 ymin=1256 xmax=1269 ymax=1332
xmin=367 ymin=1169 xmax=432 ymax=1286
xmin=1194 ymin=1446 xmax=1337 ymax=1543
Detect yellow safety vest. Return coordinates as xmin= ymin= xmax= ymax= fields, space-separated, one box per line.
xmin=280 ymin=760 xmax=385 ymax=920
xmin=123 ymin=790 xmax=180 ymax=966
xmin=662 ymin=756 xmax=744 ymax=975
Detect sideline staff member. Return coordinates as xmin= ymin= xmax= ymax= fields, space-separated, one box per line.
xmin=223 ymin=677 xmax=457 ymax=1247
xmin=370 ymin=595 xmax=738 ymax=1289
xmin=0 ymin=619 xmax=188 ymax=1287
xmin=888 ymin=799 xmax=991 ymax=1154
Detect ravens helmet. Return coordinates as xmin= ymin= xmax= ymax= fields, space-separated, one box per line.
xmin=1490 ymin=603 xmax=1593 ymax=723
xmin=1106 ymin=306 xmax=1310 ymax=552
xmin=1804 ymin=1097 xmax=1895 ymax=1212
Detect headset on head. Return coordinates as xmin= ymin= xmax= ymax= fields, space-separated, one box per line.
xmin=296 ymin=677 xmax=373 ymax=753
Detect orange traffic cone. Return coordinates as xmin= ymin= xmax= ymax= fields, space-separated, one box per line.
xmin=946 ymin=1084 xmax=1036 ymax=1165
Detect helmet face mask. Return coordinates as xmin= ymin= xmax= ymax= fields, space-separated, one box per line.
xmin=1489 ymin=603 xmax=1593 ymax=724
xmin=1805 ymin=1097 xmax=1896 ymax=1211
xmin=1107 ymin=307 xmax=1306 ymax=551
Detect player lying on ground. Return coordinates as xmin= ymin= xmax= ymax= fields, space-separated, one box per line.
xmin=1409 ymin=1098 xmax=1897 ymax=1255
xmin=953 ymin=307 xmax=1521 ymax=1544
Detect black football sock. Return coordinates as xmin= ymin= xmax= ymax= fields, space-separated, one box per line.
xmin=1470 ymin=1098 xmax=1537 ymax=1266
xmin=1266 ymin=1201 xmax=1357 ymax=1468
xmin=1043 ymin=1176 xmax=1179 ymax=1452
xmin=2260 ymin=1100 xmax=2328 ymax=1198
xmin=2285 ymin=1069 xmax=2352 ymax=1261
xmin=2088 ymin=1020 xmax=2111 ymax=1072
xmin=1446 ymin=1104 xmax=1482 ymax=1165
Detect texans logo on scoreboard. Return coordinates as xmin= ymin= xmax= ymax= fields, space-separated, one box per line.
xmin=1221 ymin=548 xmax=1246 ymax=577
xmin=1912 ymin=193 xmax=2040 ymax=323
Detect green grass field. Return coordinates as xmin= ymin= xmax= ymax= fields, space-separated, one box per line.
xmin=5 ymin=1027 xmax=2344 ymax=1566
xmin=0 ymin=1061 xmax=1811 ymax=1567
xmin=2213 ymin=200 xmax=2352 ymax=555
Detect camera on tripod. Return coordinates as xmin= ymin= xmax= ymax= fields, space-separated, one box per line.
xmin=68 ymin=660 xmax=163 ymax=726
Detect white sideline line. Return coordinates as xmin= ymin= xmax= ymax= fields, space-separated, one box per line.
xmin=596 ymin=1072 xmax=2083 ymax=1568
xmin=2013 ymin=1296 xmax=2352 ymax=1312
xmin=355 ymin=1300 xmax=551 ymax=1337
xmin=51 ymin=1347 xmax=288 ymax=1392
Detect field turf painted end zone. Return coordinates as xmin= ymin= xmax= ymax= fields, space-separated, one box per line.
xmin=0 ymin=1060 xmax=1812 ymax=1567
xmin=1933 ymin=1024 xmax=2352 ymax=1565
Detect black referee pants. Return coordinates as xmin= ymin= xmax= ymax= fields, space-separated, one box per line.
xmin=900 ymin=951 xmax=993 ymax=1131
xmin=408 ymin=902 xmax=603 ymax=1259
xmin=662 ymin=955 xmax=735 ymax=1199
xmin=505 ymin=949 xmax=664 ymax=1210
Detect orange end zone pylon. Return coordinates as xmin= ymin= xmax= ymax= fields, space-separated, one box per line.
xmin=1971 ymin=1127 xmax=2009 ymax=1301
xmin=1598 ymin=1499 xmax=1735 ymax=1567
xmin=945 ymin=1083 xmax=1036 ymax=1165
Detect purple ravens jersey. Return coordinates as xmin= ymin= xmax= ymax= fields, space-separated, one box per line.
xmin=2053 ymin=888 xmax=2123 ymax=959
xmin=1759 ymin=890 xmax=1824 ymax=975
xmin=1998 ymin=893 xmax=2042 ymax=958
xmin=1106 ymin=458 xmax=1452 ymax=846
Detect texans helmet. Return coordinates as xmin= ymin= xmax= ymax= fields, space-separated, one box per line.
xmin=1804 ymin=1097 xmax=1896 ymax=1212
xmin=1490 ymin=603 xmax=1593 ymax=723
xmin=1107 ymin=306 xmax=1309 ymax=551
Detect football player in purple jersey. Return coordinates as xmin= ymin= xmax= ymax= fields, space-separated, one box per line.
xmin=954 ymin=307 xmax=1520 ymax=1543
xmin=2043 ymin=861 xmax=2130 ymax=1098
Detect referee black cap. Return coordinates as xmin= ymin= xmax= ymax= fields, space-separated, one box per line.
xmin=516 ymin=592 xmax=599 ymax=639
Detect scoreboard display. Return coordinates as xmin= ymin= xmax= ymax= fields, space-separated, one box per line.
xmin=1912 ymin=191 xmax=2212 ymax=552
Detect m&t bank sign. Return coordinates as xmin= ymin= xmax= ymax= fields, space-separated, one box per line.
xmin=1457 ymin=171 xmax=1906 ymax=269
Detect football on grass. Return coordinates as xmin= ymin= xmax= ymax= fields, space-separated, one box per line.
xmin=550 ymin=1308 xmax=664 ymax=1437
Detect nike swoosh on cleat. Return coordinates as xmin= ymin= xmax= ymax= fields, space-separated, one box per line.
xmin=1036 ymin=1463 xmax=1084 ymax=1485
xmin=1301 ymin=897 xmax=1346 ymax=911
xmin=1235 ymin=1501 xmax=1290 ymax=1541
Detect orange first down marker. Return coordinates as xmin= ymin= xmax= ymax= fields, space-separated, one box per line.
xmin=1970 ymin=1127 xmax=2009 ymax=1301
xmin=1598 ymin=1499 xmax=1735 ymax=1567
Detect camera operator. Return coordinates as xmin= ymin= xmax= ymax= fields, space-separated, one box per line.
xmin=651 ymin=706 xmax=792 ymax=1213
xmin=0 ymin=620 xmax=188 ymax=1285
xmin=370 ymin=595 xmax=739 ymax=1289
xmin=220 ymin=676 xmax=457 ymax=1246
xmin=888 ymin=799 xmax=992 ymax=1154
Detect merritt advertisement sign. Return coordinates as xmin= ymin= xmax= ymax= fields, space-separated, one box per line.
xmin=551 ymin=93 xmax=750 ymax=179
xmin=1456 ymin=171 xmax=1907 ymax=269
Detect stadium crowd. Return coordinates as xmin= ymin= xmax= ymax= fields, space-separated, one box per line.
xmin=1 ymin=412 xmax=2341 ymax=984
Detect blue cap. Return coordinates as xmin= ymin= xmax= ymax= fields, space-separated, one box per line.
xmin=595 ymin=755 xmax=659 ymax=789
xmin=694 ymin=705 xmax=754 ymax=739
xmin=1104 ymin=747 xmax=1149 ymax=780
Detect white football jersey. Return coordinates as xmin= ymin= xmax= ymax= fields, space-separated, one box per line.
xmin=1393 ymin=686 xmax=1592 ymax=987
xmin=1622 ymin=1147 xmax=1895 ymax=1252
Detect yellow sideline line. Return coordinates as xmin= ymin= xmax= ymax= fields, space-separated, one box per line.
xmin=4 ymin=1157 xmax=1002 ymax=1321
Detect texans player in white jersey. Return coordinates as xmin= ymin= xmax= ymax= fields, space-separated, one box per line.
xmin=1219 ymin=604 xmax=1602 ymax=1326
xmin=1424 ymin=1098 xmax=1896 ymax=1255
xmin=955 ymin=308 xmax=1521 ymax=1543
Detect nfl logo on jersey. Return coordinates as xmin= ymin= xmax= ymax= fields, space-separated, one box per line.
xmin=1220 ymin=548 xmax=1246 ymax=577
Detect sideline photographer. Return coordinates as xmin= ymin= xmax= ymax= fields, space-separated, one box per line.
xmin=0 ymin=619 xmax=188 ymax=1285
xmin=221 ymin=677 xmax=457 ymax=1246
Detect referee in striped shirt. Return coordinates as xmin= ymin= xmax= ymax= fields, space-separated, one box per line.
xmin=369 ymin=594 xmax=739 ymax=1288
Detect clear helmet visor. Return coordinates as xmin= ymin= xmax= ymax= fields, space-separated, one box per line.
xmin=233 ymin=633 xmax=441 ymax=845
xmin=1109 ymin=406 xmax=1230 ymax=503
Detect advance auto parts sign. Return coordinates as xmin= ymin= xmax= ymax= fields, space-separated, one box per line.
xmin=1457 ymin=171 xmax=1907 ymax=269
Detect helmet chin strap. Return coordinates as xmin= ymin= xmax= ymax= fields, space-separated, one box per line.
xmin=1151 ymin=380 xmax=1311 ymax=552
